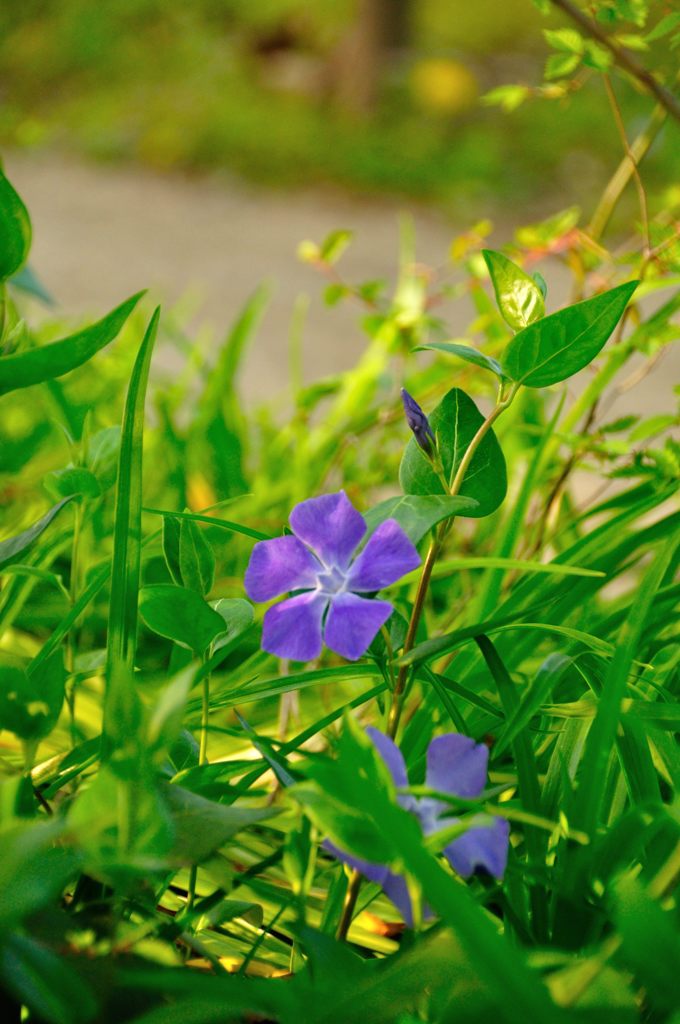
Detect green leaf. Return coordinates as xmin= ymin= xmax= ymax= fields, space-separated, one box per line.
xmin=146 ymin=665 xmax=196 ymax=756
xmin=179 ymin=515 xmax=215 ymax=596
xmin=211 ymin=598 xmax=254 ymax=651
xmin=502 ymin=281 xmax=638 ymax=387
xmin=139 ymin=584 xmax=227 ymax=655
xmin=103 ymin=308 xmax=159 ymax=757
xmin=417 ymin=341 xmax=506 ymax=379
xmin=0 ymin=170 xmax=31 ymax=281
xmin=319 ymin=229 xmax=353 ymax=264
xmin=612 ymin=872 xmax=680 ymax=1011
xmin=145 ymin=506 xmax=271 ymax=543
xmin=164 ymin=784 xmax=276 ymax=864
xmin=363 ymin=494 xmax=478 ymax=545
xmin=0 ymin=497 xmax=73 ymax=570
xmin=0 ymin=650 xmax=65 ymax=741
xmin=399 ymin=388 xmax=507 ymax=517
xmin=0 ymin=932 xmax=98 ymax=1024
xmin=162 ymin=514 xmax=183 ymax=585
xmin=543 ymin=27 xmax=584 ymax=52
xmin=544 ymin=52 xmax=581 ymax=79
xmin=44 ymin=466 xmax=101 ymax=501
xmin=482 ymin=250 xmax=546 ymax=330
xmin=0 ymin=292 xmax=144 ymax=397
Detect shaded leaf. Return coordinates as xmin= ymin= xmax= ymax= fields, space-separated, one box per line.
xmin=399 ymin=388 xmax=506 ymax=517
xmin=364 ymin=494 xmax=478 ymax=545
xmin=0 ymin=497 xmax=73 ymax=570
xmin=139 ymin=584 xmax=227 ymax=655
xmin=0 ymin=170 xmax=31 ymax=281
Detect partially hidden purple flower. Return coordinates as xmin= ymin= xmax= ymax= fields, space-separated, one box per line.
xmin=401 ymin=388 xmax=436 ymax=457
xmin=327 ymin=729 xmax=510 ymax=926
xmin=244 ymin=491 xmax=420 ymax=662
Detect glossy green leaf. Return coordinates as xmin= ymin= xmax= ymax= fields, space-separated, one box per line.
xmin=0 ymin=497 xmax=73 ymax=570
xmin=416 ymin=341 xmax=506 ymax=379
xmin=104 ymin=307 xmax=159 ymax=756
xmin=482 ymin=249 xmax=545 ymax=330
xmin=503 ymin=281 xmax=638 ymax=387
xmin=399 ymin=387 xmax=506 ymax=517
xmin=0 ymin=291 xmax=144 ymax=397
xmin=0 ymin=170 xmax=31 ymax=281
xmin=139 ymin=584 xmax=226 ymax=655
xmin=364 ymin=493 xmax=478 ymax=545
xmin=179 ymin=515 xmax=215 ymax=596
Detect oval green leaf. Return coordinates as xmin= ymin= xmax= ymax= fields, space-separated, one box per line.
xmin=0 ymin=291 xmax=145 ymax=397
xmin=399 ymin=388 xmax=507 ymax=518
xmin=0 ymin=170 xmax=31 ymax=281
xmin=364 ymin=494 xmax=479 ymax=545
xmin=482 ymin=249 xmax=546 ymax=331
xmin=139 ymin=584 xmax=227 ymax=655
xmin=502 ymin=280 xmax=638 ymax=388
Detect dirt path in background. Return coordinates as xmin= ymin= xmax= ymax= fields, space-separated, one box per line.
xmin=6 ymin=150 xmax=677 ymax=421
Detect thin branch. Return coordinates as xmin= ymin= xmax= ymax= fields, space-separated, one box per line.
xmin=549 ymin=0 xmax=680 ymax=123
xmin=602 ymin=74 xmax=651 ymax=254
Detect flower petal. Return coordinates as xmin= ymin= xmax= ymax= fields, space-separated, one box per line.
xmin=261 ymin=592 xmax=327 ymax=661
xmin=289 ymin=491 xmax=366 ymax=569
xmin=366 ymin=727 xmax=418 ymax=813
xmin=443 ymin=816 xmax=510 ymax=880
xmin=323 ymin=840 xmax=390 ymax=886
xmin=426 ymin=734 xmax=489 ymax=800
xmin=347 ymin=519 xmax=421 ymax=592
xmin=382 ymin=872 xmax=414 ymax=926
xmin=244 ymin=535 xmax=321 ymax=602
xmin=324 ymin=593 xmax=392 ymax=661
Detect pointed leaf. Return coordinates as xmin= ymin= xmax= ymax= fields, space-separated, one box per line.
xmin=482 ymin=249 xmax=545 ymax=330
xmin=417 ymin=341 xmax=506 ymax=379
xmin=179 ymin=515 xmax=215 ymax=596
xmin=364 ymin=494 xmax=478 ymax=545
xmin=0 ymin=497 xmax=73 ymax=570
xmin=0 ymin=292 xmax=145 ymax=397
xmin=503 ymin=281 xmax=638 ymax=387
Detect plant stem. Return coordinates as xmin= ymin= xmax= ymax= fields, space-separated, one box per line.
xmin=66 ymin=501 xmax=83 ymax=743
xmin=588 ymin=103 xmax=666 ymax=241
xmin=602 ymin=74 xmax=650 ymax=255
xmin=336 ymin=387 xmax=518 ymax=942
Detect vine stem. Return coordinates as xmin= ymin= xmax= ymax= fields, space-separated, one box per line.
xmin=66 ymin=500 xmax=83 ymax=743
xmin=336 ymin=386 xmax=518 ymax=941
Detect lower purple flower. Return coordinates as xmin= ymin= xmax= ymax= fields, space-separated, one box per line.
xmin=244 ymin=491 xmax=420 ymax=661
xmin=327 ymin=729 xmax=510 ymax=926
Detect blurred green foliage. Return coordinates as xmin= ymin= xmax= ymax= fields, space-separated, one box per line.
xmin=0 ymin=0 xmax=677 ymax=210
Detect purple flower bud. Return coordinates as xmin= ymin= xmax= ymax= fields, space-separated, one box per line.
xmin=401 ymin=388 xmax=435 ymax=456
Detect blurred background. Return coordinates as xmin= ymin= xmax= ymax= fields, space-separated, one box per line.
xmin=0 ymin=0 xmax=678 ymax=397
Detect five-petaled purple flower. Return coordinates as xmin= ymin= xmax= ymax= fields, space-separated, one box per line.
xmin=401 ymin=388 xmax=436 ymax=457
xmin=327 ymin=728 xmax=510 ymax=926
xmin=244 ymin=492 xmax=420 ymax=662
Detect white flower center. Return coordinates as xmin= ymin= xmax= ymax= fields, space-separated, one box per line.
xmin=316 ymin=564 xmax=348 ymax=596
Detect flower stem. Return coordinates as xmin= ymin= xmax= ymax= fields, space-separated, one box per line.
xmin=337 ymin=386 xmax=518 ymax=942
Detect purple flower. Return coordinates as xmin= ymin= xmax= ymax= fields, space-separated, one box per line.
xmin=244 ymin=491 xmax=420 ymax=662
xmin=327 ymin=728 xmax=510 ymax=926
xmin=401 ymin=388 xmax=435 ymax=457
